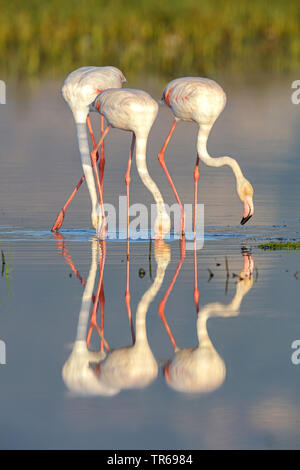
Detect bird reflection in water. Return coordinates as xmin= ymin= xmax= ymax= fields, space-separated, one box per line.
xmin=54 ymin=234 xmax=170 ymax=396
xmin=54 ymin=235 xmax=117 ymax=396
xmin=54 ymin=234 xmax=254 ymax=396
xmin=160 ymin=241 xmax=254 ymax=394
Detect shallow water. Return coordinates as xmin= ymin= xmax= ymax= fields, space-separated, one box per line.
xmin=0 ymin=78 xmax=300 ymax=449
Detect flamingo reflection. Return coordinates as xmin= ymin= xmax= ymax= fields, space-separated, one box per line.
xmin=55 ymin=234 xmax=170 ymax=395
xmin=53 ymin=232 xmax=106 ymax=351
xmin=55 ymin=233 xmax=254 ymax=396
xmin=160 ymin=242 xmax=254 ymax=394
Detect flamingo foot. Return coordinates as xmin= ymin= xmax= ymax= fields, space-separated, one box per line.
xmin=181 ymin=217 xmax=185 ymax=239
xmin=51 ymin=209 xmax=64 ymax=232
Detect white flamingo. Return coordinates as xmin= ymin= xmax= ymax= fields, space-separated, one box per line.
xmin=52 ymin=66 xmax=126 ymax=232
xmin=159 ymin=77 xmax=254 ymax=234
xmin=89 ymin=88 xmax=171 ymax=238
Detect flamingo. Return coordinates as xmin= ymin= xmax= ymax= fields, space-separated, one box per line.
xmin=159 ymin=77 xmax=254 ymax=234
xmin=62 ymin=239 xmax=118 ymax=396
xmin=89 ymin=88 xmax=171 ymax=239
xmin=51 ymin=66 xmax=126 ymax=232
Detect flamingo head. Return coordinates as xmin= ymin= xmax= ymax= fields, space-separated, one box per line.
xmin=237 ymin=178 xmax=254 ymax=225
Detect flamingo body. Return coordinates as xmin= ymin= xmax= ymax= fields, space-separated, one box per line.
xmin=162 ymin=77 xmax=226 ymax=125
xmin=93 ymin=88 xmax=158 ymax=136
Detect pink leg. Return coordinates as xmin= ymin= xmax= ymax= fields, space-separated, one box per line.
xmin=51 ymin=116 xmax=100 ymax=232
xmin=53 ymin=232 xmax=97 ymax=307
xmin=53 ymin=232 xmax=87 ymax=288
xmin=158 ymin=119 xmax=185 ymax=236
xmin=125 ymin=133 xmax=136 ymax=240
xmin=86 ymin=115 xmax=98 ymax=153
xmin=193 ymin=154 xmax=200 ymax=238
xmin=51 ymin=176 xmax=86 ymax=231
xmin=158 ymin=238 xmax=186 ymax=350
xmin=90 ymin=126 xmax=110 ymax=236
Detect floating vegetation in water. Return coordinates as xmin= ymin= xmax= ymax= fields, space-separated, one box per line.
xmin=258 ymin=241 xmax=300 ymax=250
xmin=139 ymin=268 xmax=146 ymax=278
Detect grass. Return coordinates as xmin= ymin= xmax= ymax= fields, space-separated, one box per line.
xmin=1 ymin=0 xmax=300 ymax=81
xmin=258 ymin=241 xmax=300 ymax=250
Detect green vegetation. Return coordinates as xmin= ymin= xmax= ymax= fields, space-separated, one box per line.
xmin=258 ymin=241 xmax=300 ymax=250
xmin=1 ymin=0 xmax=300 ymax=81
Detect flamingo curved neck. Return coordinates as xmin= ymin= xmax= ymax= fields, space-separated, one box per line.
xmin=197 ymin=273 xmax=252 ymax=333
xmin=197 ymin=124 xmax=244 ymax=184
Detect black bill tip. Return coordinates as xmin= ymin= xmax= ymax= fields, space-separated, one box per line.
xmin=240 ymin=214 xmax=252 ymax=225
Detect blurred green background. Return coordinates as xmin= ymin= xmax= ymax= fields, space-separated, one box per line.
xmin=1 ymin=0 xmax=300 ymax=81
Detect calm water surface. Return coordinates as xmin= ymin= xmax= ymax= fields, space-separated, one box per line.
xmin=0 ymin=77 xmax=299 ymax=449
